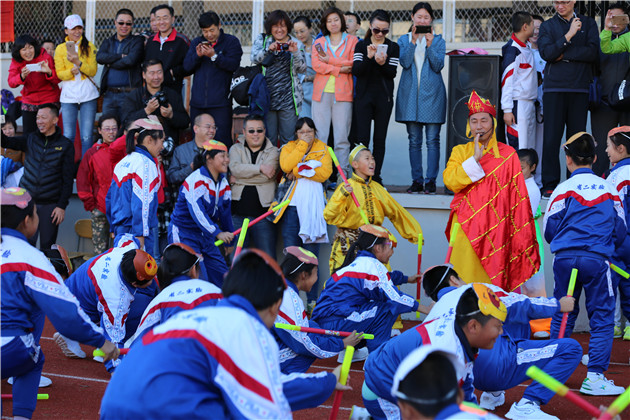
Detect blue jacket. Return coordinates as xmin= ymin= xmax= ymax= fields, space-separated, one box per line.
xmin=0 ymin=228 xmax=105 ymax=348
xmin=184 ymin=30 xmax=243 ymax=109
xmin=100 ymin=295 xmax=337 ymax=419
xmin=170 ymin=165 xmax=233 ymax=239
xmin=107 ymin=146 xmax=160 ymax=238
xmin=607 ymin=157 xmax=630 ymax=265
xmin=543 ymin=168 xmax=626 ymax=258
xmin=395 ymin=32 xmax=446 ymax=124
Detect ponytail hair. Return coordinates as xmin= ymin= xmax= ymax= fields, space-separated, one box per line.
xmin=364 ymin=9 xmax=391 ymax=41
xmin=339 ymin=230 xmax=387 ymax=271
xmin=125 ymin=128 xmax=164 ymax=154
xmin=78 ymin=35 xmax=90 ymax=58
xmin=192 ymin=149 xmax=223 ymax=171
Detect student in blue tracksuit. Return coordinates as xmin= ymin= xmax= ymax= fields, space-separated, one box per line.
xmin=169 ymin=140 xmax=234 ymax=287
xmin=362 ymin=284 xmax=506 ymax=419
xmin=125 ymin=242 xmax=223 ymax=346
xmin=422 ymin=265 xmax=580 ymax=420
xmin=55 ymin=246 xmax=159 ymax=372
xmin=274 ymin=246 xmax=363 ymax=373
xmin=605 ymin=126 xmax=630 ymax=339
xmin=0 ymin=187 xmax=119 ymax=419
xmin=101 ymin=249 xmax=349 ymax=419
xmin=311 ymin=225 xmax=423 ymax=358
xmin=107 ymin=117 xmax=164 ymax=257
xmin=544 ymin=132 xmax=627 ymax=396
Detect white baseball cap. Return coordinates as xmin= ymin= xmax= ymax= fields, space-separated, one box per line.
xmin=64 ymin=14 xmax=84 ymax=29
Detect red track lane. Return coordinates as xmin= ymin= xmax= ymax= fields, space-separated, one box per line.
xmin=2 ymin=320 xmax=629 ymax=419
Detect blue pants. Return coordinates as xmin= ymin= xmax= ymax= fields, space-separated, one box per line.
xmin=551 ymin=255 xmax=614 ymax=373
xmin=280 ymin=353 xmax=316 ymax=374
xmin=169 ymin=224 xmax=227 ymax=288
xmin=1 ymin=335 xmax=45 ymax=418
xmin=473 ymin=335 xmax=581 ymax=404
xmin=61 ymin=99 xmax=98 ymax=158
xmin=406 ymin=122 xmax=441 ymax=184
xmin=612 ymin=256 xmax=630 ymax=323
xmin=102 ymin=90 xmax=128 ymax=124
xmin=232 ymin=214 xmax=277 ymax=260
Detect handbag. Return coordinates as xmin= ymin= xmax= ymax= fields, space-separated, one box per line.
xmin=609 ymin=68 xmax=630 ymax=111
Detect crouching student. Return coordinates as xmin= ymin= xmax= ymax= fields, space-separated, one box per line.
xmin=274 ymin=246 xmax=363 ymax=373
xmin=422 ymin=265 xmax=581 ymax=420
xmin=54 ymin=247 xmax=159 ymax=372
xmin=311 ymin=224 xmax=424 ymax=361
xmin=125 ymin=242 xmax=223 ymax=346
xmin=1 ymin=187 xmax=118 ymax=420
xmin=100 ymin=249 xmax=349 ymax=419
xmin=361 ymin=284 xmax=506 ymax=420
xmin=391 ymin=346 xmax=500 ymax=420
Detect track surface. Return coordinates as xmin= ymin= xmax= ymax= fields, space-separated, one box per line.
xmin=2 ymin=320 xmax=629 ymax=419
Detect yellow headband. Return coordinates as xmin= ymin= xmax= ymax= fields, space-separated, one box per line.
xmin=349 ymin=144 xmax=368 ymax=164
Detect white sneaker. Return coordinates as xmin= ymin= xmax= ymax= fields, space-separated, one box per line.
xmin=53 ymin=332 xmax=86 ymax=358
xmin=390 ymin=329 xmax=401 ymax=337
xmin=580 ymin=373 xmax=625 ymax=396
xmin=7 ymin=375 xmax=52 ymax=388
xmin=505 ymin=401 xmax=559 ymax=420
xmin=337 ymin=346 xmax=369 ymax=363
xmin=479 ymin=391 xmax=505 ymax=410
xmin=349 ymin=405 xmax=371 ymax=420
xmin=533 ymin=331 xmax=550 ymax=339
xmin=581 ymin=354 xmax=589 ymax=366
xmin=93 ymin=355 xmax=104 ymax=363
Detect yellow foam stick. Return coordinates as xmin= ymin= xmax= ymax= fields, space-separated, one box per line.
xmin=599 ymin=385 xmax=630 ymax=419
xmin=339 ymin=345 xmax=354 ymax=385
xmin=611 ymin=263 xmax=630 ymax=279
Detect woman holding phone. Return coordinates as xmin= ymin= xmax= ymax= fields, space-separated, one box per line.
xmin=293 ymin=16 xmax=316 ymax=119
xmin=352 ymin=9 xmax=399 ymax=184
xmin=396 ymin=2 xmax=446 ymax=195
xmin=311 ymin=7 xmax=357 ymax=179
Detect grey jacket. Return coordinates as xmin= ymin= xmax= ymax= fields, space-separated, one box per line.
xmin=167 ymin=139 xmax=204 ymax=185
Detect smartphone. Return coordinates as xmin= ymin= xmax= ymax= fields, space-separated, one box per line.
xmin=314 ymin=43 xmax=325 ymax=55
xmin=612 ymin=14 xmax=629 ymax=26
xmin=66 ymin=41 xmax=75 ymax=49
xmin=25 ymin=62 xmax=42 ymax=72
xmin=415 ymin=25 xmax=432 ymax=34
xmin=200 ymin=40 xmax=210 ymax=46
xmin=376 ymin=44 xmax=388 ymax=56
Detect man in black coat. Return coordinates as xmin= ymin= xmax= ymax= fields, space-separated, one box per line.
xmin=0 ymin=104 xmax=74 ymax=249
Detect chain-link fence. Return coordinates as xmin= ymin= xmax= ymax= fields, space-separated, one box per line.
xmin=2 ymin=0 xmax=607 ymax=53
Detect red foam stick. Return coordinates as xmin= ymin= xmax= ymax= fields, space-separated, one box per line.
xmin=214 ymin=199 xmax=290 ymax=246
xmin=328 ymin=346 xmax=354 ymax=420
xmin=559 ymin=268 xmax=578 ymax=339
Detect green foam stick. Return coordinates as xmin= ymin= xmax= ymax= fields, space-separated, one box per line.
xmin=526 ymin=366 xmax=564 ymax=395
xmin=567 ymin=268 xmax=578 ymax=296
xmin=611 ymin=263 xmax=630 ymax=279
xmin=339 ymin=346 xmax=354 ymax=385
xmin=38 ymin=394 xmax=49 ymax=400
xmin=606 ymin=385 xmax=630 ymax=417
xmin=274 ymin=323 xmax=374 ymax=339
xmin=233 ymin=217 xmax=249 ymax=258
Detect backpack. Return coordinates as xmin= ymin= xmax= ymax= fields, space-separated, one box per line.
xmin=230 ymin=65 xmax=262 ymax=106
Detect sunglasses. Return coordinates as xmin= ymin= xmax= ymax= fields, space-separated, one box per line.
xmin=116 ymin=21 xmax=133 ymax=26
xmin=247 ymin=129 xmax=264 ymax=133
xmin=371 ymin=28 xmax=389 ymax=35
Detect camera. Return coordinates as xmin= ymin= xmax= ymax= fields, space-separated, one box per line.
xmin=161 ymin=136 xmax=174 ymax=157
xmin=279 ymin=43 xmax=290 ymax=52
xmin=149 ymin=90 xmax=169 ymax=107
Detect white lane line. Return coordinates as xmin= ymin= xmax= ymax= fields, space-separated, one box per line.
xmin=42 ymin=372 xmax=110 ymax=384
xmin=317 ymin=405 xmax=351 ymax=411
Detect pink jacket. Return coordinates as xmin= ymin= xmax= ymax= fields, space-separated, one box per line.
xmin=311 ymin=34 xmax=357 ymax=103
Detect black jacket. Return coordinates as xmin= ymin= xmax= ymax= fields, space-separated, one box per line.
xmin=144 ymin=29 xmax=191 ymax=92
xmin=96 ymin=34 xmax=144 ymax=93
xmin=352 ymin=38 xmax=399 ymax=102
xmin=121 ymin=86 xmax=190 ymax=142
xmin=598 ymin=28 xmax=630 ymax=103
xmin=538 ymin=13 xmax=599 ymax=92
xmin=1 ymin=128 xmax=74 ymax=208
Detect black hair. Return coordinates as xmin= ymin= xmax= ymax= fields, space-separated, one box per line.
xmin=455 ymin=288 xmax=494 ymax=329
xmin=125 ymin=127 xmax=164 ymax=154
xmin=158 ymin=245 xmax=201 ymax=289
xmin=320 ymin=7 xmax=347 ymax=36
xmin=151 ymin=4 xmax=174 ymax=17
xmin=422 ymin=265 xmax=460 ymax=302
xmin=294 ymin=15 xmax=312 ymax=29
xmin=97 ymin=113 xmax=119 ymax=130
xmin=199 ymin=11 xmax=221 ymax=28
xmin=222 ymin=251 xmax=285 ymax=310
xmin=412 ymin=2 xmax=434 ymax=20
xmin=609 ymin=130 xmax=630 ymax=155
xmin=517 ymin=148 xmax=539 ymax=172
xmin=531 ymin=14 xmax=545 ymax=23
xmin=12 ymin=34 xmax=42 ymax=62
xmin=339 ymin=230 xmax=388 ymax=271
xmin=192 ymin=149 xmax=223 ymax=170
xmin=120 ymin=250 xmax=139 ymax=285
xmin=397 ymin=353 xmax=459 ymax=417
xmin=344 ymin=11 xmax=360 ymax=25
xmin=41 ymin=39 xmax=55 ymax=46
xmin=38 ymin=103 xmax=59 ymax=118
xmin=115 ymin=8 xmax=134 ymax=21
xmin=243 ymin=114 xmax=265 ymax=127
xmin=2 ymin=116 xmax=17 ymax=131
xmin=67 ymin=24 xmax=92 ymax=58
xmin=42 ymin=248 xmax=71 ymax=279
xmin=281 ymin=253 xmax=317 ymax=283
xmin=609 ymin=2 xmax=630 ymax=15
xmin=264 ymin=10 xmax=293 ymax=36
xmin=142 ymin=58 xmax=163 ymax=73
xmin=1 ymin=193 xmax=36 ymax=230
xmin=564 ymin=133 xmax=596 ymax=166
xmin=512 ymin=11 xmax=533 ymax=33
xmin=295 ymin=116 xmax=317 ymax=137
xmin=364 ymin=9 xmax=391 ymax=41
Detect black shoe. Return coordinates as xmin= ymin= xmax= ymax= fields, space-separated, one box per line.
xmin=424 ymin=180 xmax=436 ymax=194
xmin=407 ymin=181 xmax=423 ymax=194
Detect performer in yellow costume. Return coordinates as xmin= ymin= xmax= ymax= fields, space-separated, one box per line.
xmin=443 ymin=91 xmax=539 ymax=291
xmin=324 ymin=145 xmax=422 ymax=274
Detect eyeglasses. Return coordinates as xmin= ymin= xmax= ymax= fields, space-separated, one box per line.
xmin=116 ymin=21 xmax=133 ymax=26
xmin=553 ymin=1 xmax=571 ymax=6
xmin=371 ymin=28 xmax=390 ymax=35
xmin=200 ymin=124 xmax=217 ymax=130
xmin=247 ymin=129 xmax=264 ymax=133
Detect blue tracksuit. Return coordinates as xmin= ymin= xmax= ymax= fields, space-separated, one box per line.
xmin=125 ymin=275 xmax=222 ymax=346
xmin=169 ymin=165 xmax=233 ymax=287
xmin=436 ymin=403 xmax=502 ymax=419
xmin=544 ymin=168 xmax=626 ymax=373
xmin=107 ymin=146 xmax=160 ymax=257
xmin=1 ymin=228 xmax=105 ymax=418
xmin=274 ymin=281 xmax=344 ymax=373
xmin=65 ymin=245 xmax=158 ymax=371
xmin=606 ymin=157 xmax=630 ymax=322
xmin=100 ymin=295 xmax=337 ymax=419
xmin=311 ymin=251 xmax=419 ymax=352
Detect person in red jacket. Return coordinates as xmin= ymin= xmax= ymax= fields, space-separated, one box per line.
xmin=76 ymin=114 xmax=119 ymax=253
xmin=8 ymin=35 xmax=60 ymax=134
